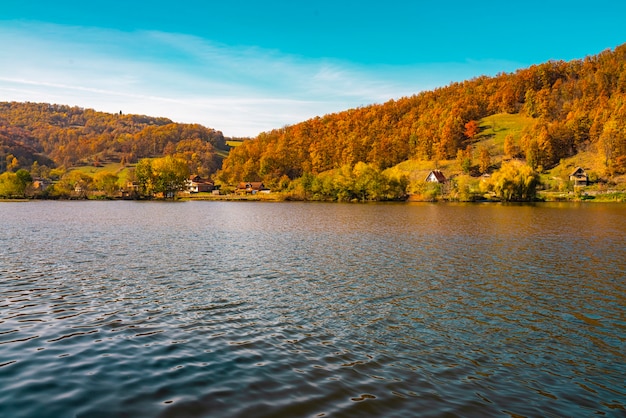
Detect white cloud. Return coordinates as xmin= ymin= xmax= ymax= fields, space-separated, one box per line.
xmin=0 ymin=21 xmax=524 ymax=136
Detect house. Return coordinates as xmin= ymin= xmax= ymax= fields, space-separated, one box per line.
xmin=186 ymin=175 xmax=214 ymax=193
xmin=236 ymin=181 xmax=268 ymax=194
xmin=32 ymin=178 xmax=51 ymax=191
xmin=425 ymin=170 xmax=447 ymax=183
xmin=569 ymin=167 xmax=588 ymax=187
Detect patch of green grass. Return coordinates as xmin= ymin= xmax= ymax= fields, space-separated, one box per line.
xmin=473 ymin=113 xmax=535 ymax=157
xmin=71 ymin=162 xmax=133 ymax=185
xmin=215 ymin=149 xmax=230 ymax=159
xmin=226 ymin=140 xmax=244 ymax=147
xmin=546 ymin=151 xmax=605 ymax=179
xmin=385 ymin=159 xmax=460 ymax=182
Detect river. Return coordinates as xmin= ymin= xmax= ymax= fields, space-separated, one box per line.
xmin=1 ymin=201 xmax=624 ymax=417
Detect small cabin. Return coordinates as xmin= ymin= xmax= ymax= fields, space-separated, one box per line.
xmin=569 ymin=167 xmax=588 ymax=187
xmin=425 ymin=170 xmax=446 ymax=183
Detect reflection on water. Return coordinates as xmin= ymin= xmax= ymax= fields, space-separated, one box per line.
xmin=1 ymin=201 xmax=625 ymax=417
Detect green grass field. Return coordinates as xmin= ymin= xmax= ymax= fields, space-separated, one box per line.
xmin=72 ymin=162 xmax=134 ymax=185
xmin=226 ymin=140 xmax=244 ymax=147
xmin=474 ymin=113 xmax=535 ymax=157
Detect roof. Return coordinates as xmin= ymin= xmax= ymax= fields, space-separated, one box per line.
xmin=237 ymin=181 xmax=265 ymax=190
xmin=426 ymin=170 xmax=446 ymax=183
xmin=188 ymin=175 xmax=212 ymax=184
xmin=570 ymin=167 xmax=587 ymax=177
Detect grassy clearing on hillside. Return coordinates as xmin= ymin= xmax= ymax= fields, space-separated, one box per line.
xmin=388 ymin=113 xmax=537 ymax=181
xmin=546 ymin=151 xmax=605 ymax=179
xmin=215 ymin=149 xmax=230 ymax=159
xmin=473 ymin=113 xmax=535 ymax=160
xmin=385 ymin=159 xmax=460 ymax=183
xmin=542 ymin=150 xmax=626 ymax=193
xmin=73 ymin=162 xmax=133 ymax=185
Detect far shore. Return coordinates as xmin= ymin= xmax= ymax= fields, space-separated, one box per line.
xmin=2 ymin=190 xmax=626 ymax=203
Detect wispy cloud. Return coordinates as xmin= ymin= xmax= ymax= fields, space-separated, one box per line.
xmin=0 ymin=21 xmax=523 ymax=136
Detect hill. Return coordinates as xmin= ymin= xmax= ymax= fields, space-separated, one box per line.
xmin=0 ymin=102 xmax=229 ymax=177
xmin=216 ymin=43 xmax=626 ymax=198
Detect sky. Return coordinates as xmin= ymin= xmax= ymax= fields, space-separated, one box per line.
xmin=1 ymin=1 xmax=625 ymax=137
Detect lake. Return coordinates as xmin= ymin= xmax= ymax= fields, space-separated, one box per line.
xmin=1 ymin=201 xmax=624 ymax=417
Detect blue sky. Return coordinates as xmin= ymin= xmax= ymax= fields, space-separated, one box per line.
xmin=1 ymin=1 xmax=625 ymax=136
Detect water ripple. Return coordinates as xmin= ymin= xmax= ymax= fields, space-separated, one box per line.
xmin=0 ymin=201 xmax=624 ymax=417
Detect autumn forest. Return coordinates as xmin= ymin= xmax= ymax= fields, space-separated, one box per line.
xmin=1 ymin=43 xmax=626 ymax=201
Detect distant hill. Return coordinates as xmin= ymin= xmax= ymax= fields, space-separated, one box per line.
xmin=0 ymin=102 xmax=228 ymax=176
xmin=217 ymin=43 xmax=626 ymax=189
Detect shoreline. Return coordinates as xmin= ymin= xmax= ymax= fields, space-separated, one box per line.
xmin=2 ymin=192 xmax=625 ymax=203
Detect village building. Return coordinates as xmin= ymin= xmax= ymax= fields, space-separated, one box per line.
xmin=186 ymin=175 xmax=214 ymax=193
xmin=569 ymin=167 xmax=588 ymax=187
xmin=425 ymin=170 xmax=446 ymax=183
xmin=32 ymin=177 xmax=51 ymax=191
xmin=235 ymin=181 xmax=269 ymax=194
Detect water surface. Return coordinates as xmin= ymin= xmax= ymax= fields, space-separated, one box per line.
xmin=1 ymin=201 xmax=625 ymax=417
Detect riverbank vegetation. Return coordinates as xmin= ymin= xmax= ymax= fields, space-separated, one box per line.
xmin=2 ymin=44 xmax=626 ymax=202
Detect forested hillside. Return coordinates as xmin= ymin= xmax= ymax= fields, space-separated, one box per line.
xmin=0 ymin=102 xmax=227 ymax=176
xmin=217 ymin=44 xmax=626 ymax=188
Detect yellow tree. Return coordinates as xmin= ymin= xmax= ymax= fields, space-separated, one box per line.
xmin=478 ymin=146 xmax=491 ymax=174
xmin=504 ymin=134 xmax=519 ymax=159
xmin=488 ymin=161 xmax=539 ymax=201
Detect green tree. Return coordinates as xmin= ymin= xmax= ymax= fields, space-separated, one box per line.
xmin=353 ymin=162 xmax=382 ymax=201
xmin=15 ymin=169 xmax=33 ymax=188
xmin=134 ymin=159 xmax=155 ymax=197
xmin=457 ymin=146 xmax=472 ymax=174
xmin=50 ymin=171 xmax=93 ymax=198
xmin=135 ymin=156 xmax=189 ymax=198
xmin=524 ymin=137 xmax=540 ymax=170
xmin=152 ymin=156 xmax=189 ymax=197
xmin=452 ymin=175 xmax=476 ymax=202
xmin=0 ymin=169 xmax=32 ymax=197
xmin=93 ymin=172 xmax=120 ymax=196
xmin=0 ymin=171 xmax=25 ymax=197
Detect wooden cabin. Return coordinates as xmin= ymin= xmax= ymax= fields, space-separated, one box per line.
xmin=569 ymin=167 xmax=588 ymax=187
